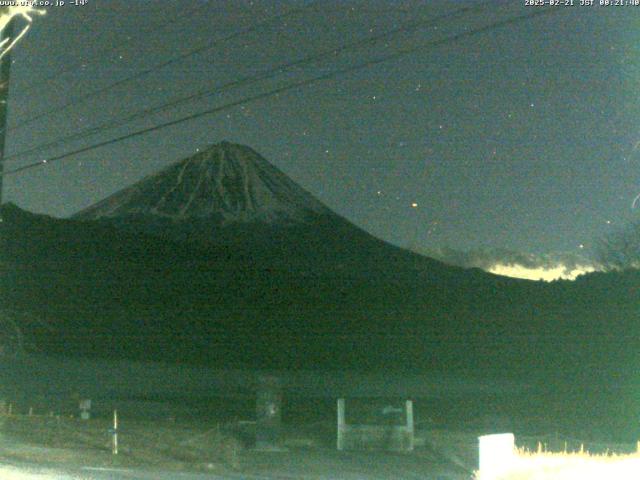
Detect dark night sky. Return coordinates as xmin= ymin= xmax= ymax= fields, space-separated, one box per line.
xmin=3 ymin=0 xmax=640 ymax=276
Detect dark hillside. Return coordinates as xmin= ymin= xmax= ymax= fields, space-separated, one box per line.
xmin=2 ymin=202 xmax=638 ymax=385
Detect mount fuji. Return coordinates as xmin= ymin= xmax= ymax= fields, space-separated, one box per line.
xmin=76 ymin=141 xmax=330 ymax=223
xmin=73 ymin=142 xmax=337 ymax=245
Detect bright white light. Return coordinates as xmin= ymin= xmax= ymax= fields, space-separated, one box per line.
xmin=476 ymin=434 xmax=640 ymax=480
xmin=483 ymin=451 xmax=640 ymax=480
xmin=478 ymin=433 xmax=515 ymax=480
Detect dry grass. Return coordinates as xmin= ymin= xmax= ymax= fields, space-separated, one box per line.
xmin=0 ymin=413 xmax=242 ymax=473
xmin=475 ymin=446 xmax=640 ymax=480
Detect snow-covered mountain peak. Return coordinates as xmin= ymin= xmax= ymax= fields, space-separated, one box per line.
xmin=74 ymin=142 xmax=332 ymax=225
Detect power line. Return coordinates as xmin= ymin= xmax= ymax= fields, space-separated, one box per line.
xmin=6 ymin=1 xmax=319 ymax=133
xmin=18 ymin=2 xmax=209 ymax=95
xmin=5 ymin=1 xmax=492 ymax=163
xmin=22 ymin=1 xmax=479 ymax=100
xmin=2 ymin=6 xmax=565 ymax=178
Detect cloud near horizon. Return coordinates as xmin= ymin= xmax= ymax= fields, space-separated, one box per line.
xmin=417 ymin=246 xmax=598 ymax=281
xmin=487 ymin=262 xmax=595 ymax=281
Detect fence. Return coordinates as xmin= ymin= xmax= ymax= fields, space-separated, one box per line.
xmin=336 ymin=398 xmax=414 ymax=452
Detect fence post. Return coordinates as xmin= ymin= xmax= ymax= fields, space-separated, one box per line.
xmin=478 ymin=433 xmax=515 ymax=480
xmin=337 ymin=398 xmax=345 ymax=451
xmin=111 ymin=410 xmax=118 ymax=455
xmin=405 ymin=400 xmax=414 ymax=451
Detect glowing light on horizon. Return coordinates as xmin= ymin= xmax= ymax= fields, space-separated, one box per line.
xmin=488 ymin=263 xmax=596 ymax=282
xmin=0 ymin=6 xmax=45 ymax=61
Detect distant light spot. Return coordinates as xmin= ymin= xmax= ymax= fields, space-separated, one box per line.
xmin=411 ymin=202 xmax=418 ymax=208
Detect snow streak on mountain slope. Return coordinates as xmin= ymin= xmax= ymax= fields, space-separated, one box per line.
xmin=74 ymin=142 xmax=332 ymax=225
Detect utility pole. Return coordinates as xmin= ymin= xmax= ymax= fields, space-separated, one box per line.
xmin=0 ymin=18 xmax=14 ymax=205
xmin=0 ymin=18 xmax=14 ymax=413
